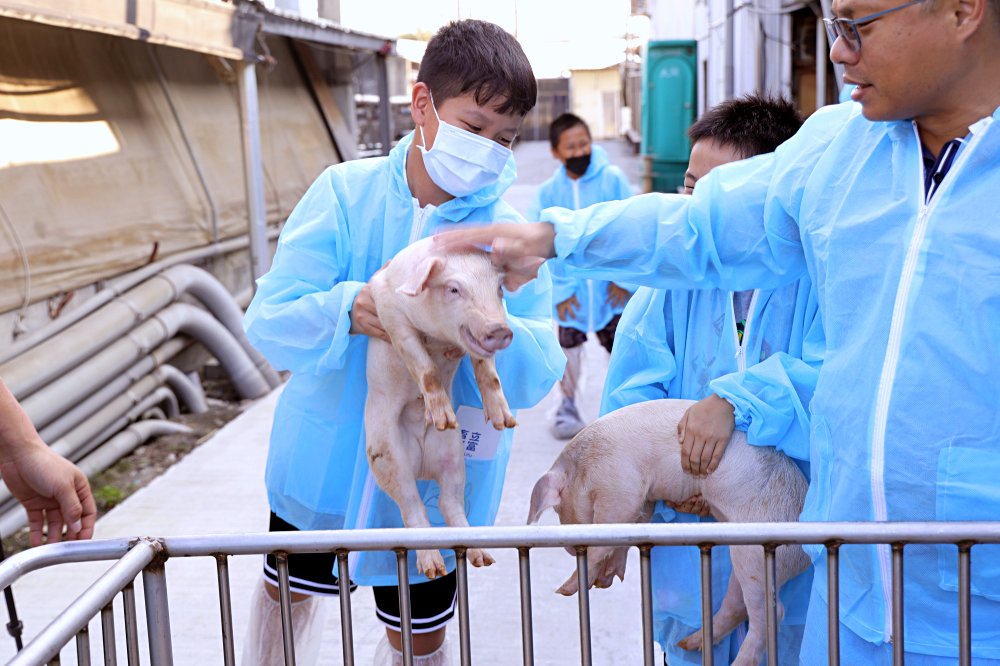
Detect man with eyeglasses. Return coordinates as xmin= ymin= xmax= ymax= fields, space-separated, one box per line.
xmin=436 ymin=0 xmax=1000 ymax=662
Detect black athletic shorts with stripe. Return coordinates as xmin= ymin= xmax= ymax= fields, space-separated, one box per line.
xmin=263 ymin=512 xmax=457 ymax=632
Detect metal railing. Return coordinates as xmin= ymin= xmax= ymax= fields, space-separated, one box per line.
xmin=2 ymin=521 xmax=999 ymax=666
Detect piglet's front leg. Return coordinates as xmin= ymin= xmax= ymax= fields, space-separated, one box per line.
xmin=472 ymin=357 xmax=516 ymax=430
xmin=381 ymin=318 xmax=457 ymax=431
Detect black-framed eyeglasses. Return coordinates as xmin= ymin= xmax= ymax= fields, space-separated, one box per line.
xmin=823 ymin=0 xmax=926 ymax=52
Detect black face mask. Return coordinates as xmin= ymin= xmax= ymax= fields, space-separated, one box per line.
xmin=565 ymin=153 xmax=592 ymax=177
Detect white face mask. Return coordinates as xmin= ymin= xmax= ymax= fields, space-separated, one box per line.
xmin=417 ymin=95 xmax=513 ymax=197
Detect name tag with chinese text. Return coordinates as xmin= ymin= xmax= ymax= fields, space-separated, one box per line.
xmin=457 ymin=405 xmax=501 ymax=460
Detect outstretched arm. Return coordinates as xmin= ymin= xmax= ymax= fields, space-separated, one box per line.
xmin=0 ymin=378 xmax=96 ymax=546
xmin=434 ymin=108 xmax=856 ymax=294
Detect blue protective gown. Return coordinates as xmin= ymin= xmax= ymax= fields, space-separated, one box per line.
xmin=544 ymin=101 xmax=1000 ymax=662
xmin=244 ymin=131 xmax=565 ymax=586
xmin=601 ymin=281 xmax=823 ymax=665
xmin=526 ymin=145 xmax=633 ymax=333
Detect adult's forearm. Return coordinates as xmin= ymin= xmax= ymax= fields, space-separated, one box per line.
xmin=0 ymin=377 xmax=43 ymax=460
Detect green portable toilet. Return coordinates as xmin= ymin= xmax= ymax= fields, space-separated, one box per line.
xmin=641 ymin=40 xmax=697 ymax=194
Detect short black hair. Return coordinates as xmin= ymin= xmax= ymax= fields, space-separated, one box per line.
xmin=687 ymin=93 xmax=804 ymax=158
xmin=548 ymin=113 xmax=590 ymax=149
xmin=417 ymin=20 xmax=537 ymax=117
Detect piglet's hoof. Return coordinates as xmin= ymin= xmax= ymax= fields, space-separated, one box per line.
xmin=417 ymin=550 xmax=448 ymax=579
xmin=424 ymin=399 xmax=458 ymax=431
xmin=676 ymin=630 xmax=704 ymax=651
xmin=555 ymin=572 xmax=579 ymax=596
xmin=467 ymin=548 xmax=495 ymax=568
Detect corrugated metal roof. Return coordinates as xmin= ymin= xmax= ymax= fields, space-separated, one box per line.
xmin=0 ymin=0 xmax=394 ymax=59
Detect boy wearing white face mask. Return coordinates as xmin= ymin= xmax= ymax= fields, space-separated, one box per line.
xmin=241 ymin=20 xmax=564 ymax=666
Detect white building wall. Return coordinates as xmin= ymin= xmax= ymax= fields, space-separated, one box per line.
xmin=681 ymin=0 xmax=792 ymax=113
xmin=648 ymin=0 xmax=696 ymax=40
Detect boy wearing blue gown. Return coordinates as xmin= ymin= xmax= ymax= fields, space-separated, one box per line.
xmin=241 ymin=20 xmax=564 ymax=665
xmin=601 ymin=95 xmax=822 ymax=665
xmin=527 ymin=114 xmax=633 ymax=439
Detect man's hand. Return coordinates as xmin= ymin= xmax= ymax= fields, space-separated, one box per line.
xmin=606 ymin=283 xmax=631 ymax=308
xmin=349 ymin=283 xmax=390 ymax=342
xmin=556 ymin=295 xmax=580 ymax=322
xmin=432 ymin=222 xmax=556 ymax=291
xmin=665 ymin=494 xmax=711 ymax=518
xmin=0 ymin=446 xmax=96 ymax=547
xmin=678 ymin=394 xmax=736 ymax=477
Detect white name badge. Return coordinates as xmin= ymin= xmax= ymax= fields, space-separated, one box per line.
xmin=456 ymin=405 xmax=502 ymax=460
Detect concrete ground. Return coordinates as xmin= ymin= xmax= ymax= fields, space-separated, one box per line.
xmin=0 ymin=140 xmax=664 ymax=665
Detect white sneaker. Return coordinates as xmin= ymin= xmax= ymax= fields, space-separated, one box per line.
xmin=550 ymin=398 xmax=585 ymax=440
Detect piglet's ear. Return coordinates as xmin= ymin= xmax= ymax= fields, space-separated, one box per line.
xmin=396 ymin=256 xmax=444 ymax=296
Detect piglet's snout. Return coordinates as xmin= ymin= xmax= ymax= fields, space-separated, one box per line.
xmin=480 ymin=323 xmax=513 ymax=353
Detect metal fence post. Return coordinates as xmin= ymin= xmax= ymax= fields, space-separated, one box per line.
xmin=640 ymin=545 xmax=654 ymax=666
xmin=826 ymin=543 xmax=841 ymax=666
xmin=699 ymin=545 xmax=714 ymax=666
xmin=575 ymin=547 xmax=592 ymax=666
xmin=215 ymin=555 xmax=236 ymax=666
xmin=142 ymin=560 xmax=174 ymax=666
xmin=517 ymin=547 xmax=534 ymax=666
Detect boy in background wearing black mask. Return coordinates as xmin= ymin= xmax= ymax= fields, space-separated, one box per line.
xmin=527 ymin=113 xmax=634 ymax=440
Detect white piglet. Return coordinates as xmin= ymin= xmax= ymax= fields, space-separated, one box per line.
xmin=364 ymin=237 xmax=517 ymax=579
xmin=527 ymin=398 xmax=810 ymax=666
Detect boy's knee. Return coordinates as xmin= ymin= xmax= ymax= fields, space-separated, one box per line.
xmin=263 ymin=579 xmax=313 ymax=604
xmin=386 ymin=626 xmax=446 ymax=656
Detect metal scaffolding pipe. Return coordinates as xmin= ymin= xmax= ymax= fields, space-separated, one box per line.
xmin=3 ymin=264 xmax=278 ymax=400
xmin=75 ymin=421 xmax=193 ymax=478
xmin=0 ymin=228 xmax=280 ymax=367
xmin=237 ymin=59 xmax=271 ymax=285
xmin=20 ymin=302 xmax=269 ymax=428
xmin=38 ymin=338 xmax=192 ymax=442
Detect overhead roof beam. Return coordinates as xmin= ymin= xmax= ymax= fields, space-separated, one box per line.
xmin=260 ymin=7 xmax=395 ymax=55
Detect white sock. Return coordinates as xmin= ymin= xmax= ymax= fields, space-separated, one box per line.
xmin=241 ymin=579 xmax=326 ymax=666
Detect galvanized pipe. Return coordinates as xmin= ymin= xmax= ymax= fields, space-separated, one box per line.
xmin=455 ymin=549 xmax=471 ymax=666
xmin=575 ymin=548 xmax=592 ymax=666
xmin=517 ymin=547 xmax=534 ymax=666
xmin=959 ymin=544 xmax=971 ymax=666
xmin=38 ymin=338 xmax=192 ymax=442
xmin=337 ymin=551 xmax=355 ymax=666
xmin=76 ymin=625 xmax=91 ymax=666
xmin=5 ymin=523 xmax=1000 ymax=666
xmin=3 ymin=264 xmax=277 ymax=400
xmin=0 ymin=231 xmax=279 ymax=367
xmin=153 ymin=522 xmax=1000 ymax=559
xmin=275 ymin=553 xmax=296 ymax=666
xmin=19 ymin=302 xmax=269 ymax=430
xmin=827 ymin=543 xmax=840 ymax=666
xmin=215 ymin=555 xmax=236 ymax=666
xmin=639 ymin=545 xmax=654 ymax=666
xmin=892 ymin=543 xmax=905 ymax=664
xmin=122 ymin=582 xmax=141 ymax=665
xmin=764 ymin=546 xmax=779 ymax=666
xmin=395 ymin=550 xmax=414 ymax=666
xmin=75 ymin=420 xmax=192 ymax=478
xmin=142 ymin=561 xmax=174 ymax=666
xmin=6 ymin=540 xmax=157 ymax=666
xmin=236 ymin=59 xmax=271 ymax=285
xmin=101 ymin=603 xmax=117 ymax=666
xmin=700 ymin=545 xmax=714 ymax=666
